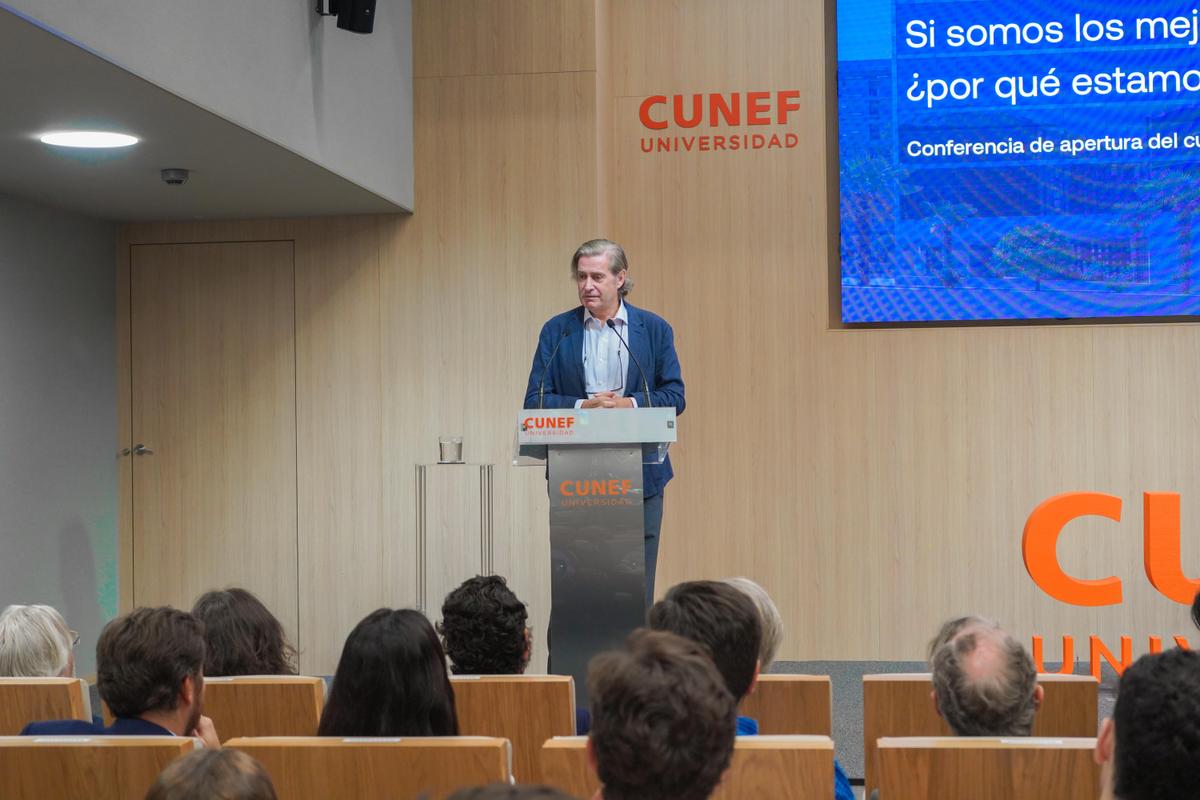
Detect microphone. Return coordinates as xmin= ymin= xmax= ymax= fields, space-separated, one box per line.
xmin=606 ymin=319 xmax=653 ymax=408
xmin=537 ymin=329 xmax=570 ymax=409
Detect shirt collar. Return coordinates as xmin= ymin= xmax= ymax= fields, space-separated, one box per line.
xmin=583 ymin=301 xmax=628 ymax=329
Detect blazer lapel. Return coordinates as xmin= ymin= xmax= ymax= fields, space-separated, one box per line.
xmin=565 ymin=307 xmax=587 ymax=393
xmin=623 ymin=304 xmax=649 ymax=400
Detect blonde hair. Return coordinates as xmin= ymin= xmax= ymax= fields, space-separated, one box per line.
xmin=0 ymin=604 xmax=72 ymax=677
xmin=721 ymin=577 xmax=784 ymax=670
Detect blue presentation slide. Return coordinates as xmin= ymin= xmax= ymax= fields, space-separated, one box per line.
xmin=839 ymin=0 xmax=1200 ymax=322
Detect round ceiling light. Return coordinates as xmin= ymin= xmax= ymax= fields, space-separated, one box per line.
xmin=39 ymin=131 xmax=139 ymax=148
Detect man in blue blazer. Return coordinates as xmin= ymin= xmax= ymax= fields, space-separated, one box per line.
xmin=21 ymin=607 xmax=221 ymax=748
xmin=524 ymin=239 xmax=685 ymax=603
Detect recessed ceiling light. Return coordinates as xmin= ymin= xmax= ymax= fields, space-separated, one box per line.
xmin=39 ymin=131 xmax=138 ymax=148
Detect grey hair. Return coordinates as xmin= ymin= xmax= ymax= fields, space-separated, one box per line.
xmin=721 ymin=577 xmax=783 ymax=671
xmin=930 ymin=618 xmax=1038 ymax=736
xmin=927 ymin=615 xmax=994 ymax=662
xmin=570 ymin=239 xmax=633 ymax=297
xmin=0 ymin=604 xmax=72 ymax=677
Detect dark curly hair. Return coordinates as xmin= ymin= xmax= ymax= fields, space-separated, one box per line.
xmin=588 ymin=629 xmax=736 ymax=800
xmin=318 ymin=608 xmax=458 ymax=737
xmin=97 ymin=607 xmax=205 ymax=718
xmin=438 ymin=575 xmax=529 ymax=675
xmin=1111 ymin=648 xmax=1200 ymax=800
xmin=192 ymin=588 xmax=296 ymax=676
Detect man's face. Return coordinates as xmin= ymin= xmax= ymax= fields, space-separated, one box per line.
xmin=576 ymin=254 xmax=625 ymax=316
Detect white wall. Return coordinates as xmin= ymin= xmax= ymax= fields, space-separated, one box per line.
xmin=7 ymin=0 xmax=414 ymax=210
xmin=0 ymin=193 xmax=116 ymax=677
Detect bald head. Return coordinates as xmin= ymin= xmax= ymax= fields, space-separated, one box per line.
xmin=929 ymin=617 xmax=1040 ymax=736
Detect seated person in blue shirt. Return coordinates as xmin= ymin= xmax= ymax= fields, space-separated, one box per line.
xmin=21 ymin=606 xmax=220 ymax=748
xmin=649 ymin=580 xmax=853 ymax=800
xmin=647 ymin=581 xmax=764 ymax=735
xmin=587 ymin=629 xmax=736 ymax=800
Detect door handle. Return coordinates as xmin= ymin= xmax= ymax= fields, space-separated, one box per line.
xmin=133 ymin=443 xmax=154 ymax=455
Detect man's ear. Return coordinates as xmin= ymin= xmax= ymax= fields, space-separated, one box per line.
xmin=180 ymin=673 xmax=196 ymax=709
xmin=747 ymin=660 xmax=761 ymax=696
xmin=930 ymin=689 xmax=943 ymax=719
xmin=1033 ymin=684 xmax=1045 ymax=711
xmin=617 ymin=270 xmax=627 ymax=290
xmin=1095 ymin=717 xmax=1115 ymax=766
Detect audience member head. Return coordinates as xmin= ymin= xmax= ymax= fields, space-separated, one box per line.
xmin=447 ymin=785 xmax=577 ymax=800
xmin=588 ymin=629 xmax=736 ymax=800
xmin=318 ymin=608 xmax=458 ymax=737
xmin=144 ymin=749 xmax=277 ymax=800
xmin=0 ymin=604 xmax=75 ymax=677
xmin=928 ymin=615 xmax=1042 ymax=736
xmin=97 ymin=607 xmax=207 ymax=736
xmin=191 ymin=588 xmax=296 ymax=676
xmin=438 ymin=575 xmax=530 ymax=675
xmin=647 ymin=580 xmax=762 ymax=701
xmin=720 ymin=577 xmax=783 ymax=671
xmin=1096 ymin=648 xmax=1200 ymax=800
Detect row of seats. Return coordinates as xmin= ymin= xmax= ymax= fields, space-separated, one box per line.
xmin=0 ymin=733 xmax=1100 ymax=800
xmin=1 ymin=671 xmax=1099 ymax=793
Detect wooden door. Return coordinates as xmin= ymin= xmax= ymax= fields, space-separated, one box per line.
xmin=130 ymin=241 xmax=298 ymax=643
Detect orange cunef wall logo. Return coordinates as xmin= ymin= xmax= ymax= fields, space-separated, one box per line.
xmin=637 ymin=91 xmax=802 ymax=154
xmin=1023 ymin=492 xmax=1199 ymax=605
xmin=1023 ymin=491 xmax=1198 ymax=678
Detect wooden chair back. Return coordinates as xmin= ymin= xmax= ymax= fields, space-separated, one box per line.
xmin=738 ymin=674 xmax=832 ymax=735
xmin=0 ymin=678 xmax=91 ymax=735
xmin=227 ymin=736 xmax=511 ymax=799
xmin=876 ymin=736 xmax=1099 ymax=799
xmin=201 ymin=675 xmax=325 ymax=741
xmin=0 ymin=735 xmax=194 ymax=799
xmin=451 ymin=674 xmax=574 ymax=783
xmin=863 ymin=673 xmax=1098 ymax=797
xmin=541 ymin=734 xmax=834 ymax=799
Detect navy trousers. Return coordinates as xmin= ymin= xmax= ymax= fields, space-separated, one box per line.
xmin=643 ymin=491 xmax=664 ymax=608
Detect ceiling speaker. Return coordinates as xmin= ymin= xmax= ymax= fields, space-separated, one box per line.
xmin=336 ymin=0 xmax=375 ymax=34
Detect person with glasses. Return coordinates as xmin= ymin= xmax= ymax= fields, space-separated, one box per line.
xmin=523 ymin=239 xmax=686 ymax=607
xmin=0 ymin=604 xmax=77 ymax=678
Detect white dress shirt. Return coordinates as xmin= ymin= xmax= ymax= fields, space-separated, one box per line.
xmin=575 ymin=301 xmax=637 ymax=407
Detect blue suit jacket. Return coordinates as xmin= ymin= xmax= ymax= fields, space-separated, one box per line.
xmin=524 ymin=302 xmax=685 ymax=498
xmin=21 ymin=717 xmax=175 ymax=736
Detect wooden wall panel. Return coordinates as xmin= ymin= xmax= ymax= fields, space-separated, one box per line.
xmin=602 ymin=0 xmax=1200 ymax=660
xmin=293 ymin=217 xmax=386 ymax=674
xmin=413 ymin=0 xmax=595 ymax=78
xmin=382 ymin=67 xmax=598 ymax=671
